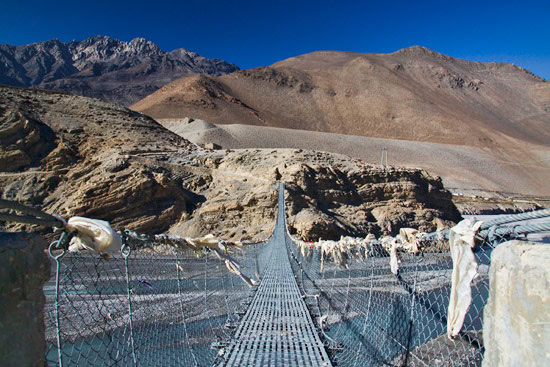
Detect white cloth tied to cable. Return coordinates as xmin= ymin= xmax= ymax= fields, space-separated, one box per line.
xmin=186 ymin=234 xmax=255 ymax=287
xmin=67 ymin=217 xmax=122 ymax=254
xmin=389 ymin=239 xmax=400 ymax=275
xmin=399 ymin=228 xmax=421 ymax=254
xmin=184 ymin=234 xmax=219 ymax=249
xmin=319 ymin=239 xmax=349 ymax=272
xmin=211 ymin=246 xmax=257 ymax=288
xmin=387 ymin=229 xmax=427 ymax=275
xmin=379 ymin=236 xmax=400 ymax=275
xmin=447 ymin=218 xmax=483 ymax=339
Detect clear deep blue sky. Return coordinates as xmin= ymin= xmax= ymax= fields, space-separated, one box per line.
xmin=1 ymin=0 xmax=549 ymax=79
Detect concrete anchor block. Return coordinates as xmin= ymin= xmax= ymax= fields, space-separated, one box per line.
xmin=482 ymin=240 xmax=550 ymax=367
xmin=0 ymin=232 xmax=50 ymax=367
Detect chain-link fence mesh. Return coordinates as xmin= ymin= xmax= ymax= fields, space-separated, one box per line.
xmin=44 ymin=240 xmax=273 ymax=366
xmin=42 ymin=188 xmax=549 ymax=367
xmin=286 ymin=232 xmax=517 ymax=367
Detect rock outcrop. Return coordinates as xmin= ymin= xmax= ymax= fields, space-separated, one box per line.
xmin=0 ymin=110 xmax=57 ymax=171
xmin=0 ymin=85 xmax=197 ymax=233
xmin=0 ymin=36 xmax=239 ymax=106
xmin=171 ymin=149 xmax=461 ymax=241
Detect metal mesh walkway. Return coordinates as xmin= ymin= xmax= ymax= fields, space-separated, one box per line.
xmin=218 ymin=183 xmax=332 ymax=366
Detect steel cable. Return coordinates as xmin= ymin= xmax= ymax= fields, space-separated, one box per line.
xmin=0 ymin=198 xmax=65 ymax=227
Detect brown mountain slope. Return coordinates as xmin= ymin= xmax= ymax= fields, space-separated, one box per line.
xmin=131 ymin=46 xmax=550 ymax=149
xmin=0 ymin=85 xmax=461 ymax=240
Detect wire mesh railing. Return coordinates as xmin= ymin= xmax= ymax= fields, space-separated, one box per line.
xmin=19 ymin=187 xmax=546 ymax=366
xmin=44 ymin=239 xmax=272 ymax=366
xmin=285 ymin=215 xmax=550 ymax=367
xmin=287 ymin=242 xmax=485 ymax=366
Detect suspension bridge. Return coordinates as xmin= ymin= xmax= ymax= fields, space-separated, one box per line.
xmin=1 ymin=183 xmax=549 ymax=366
xmin=218 ymin=184 xmax=331 ymax=366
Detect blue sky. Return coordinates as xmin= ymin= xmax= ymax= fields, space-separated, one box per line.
xmin=1 ymin=0 xmax=549 ymax=79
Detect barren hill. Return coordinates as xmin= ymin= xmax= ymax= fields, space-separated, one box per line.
xmin=133 ymin=47 xmax=550 ymax=196
xmin=157 ymin=121 xmax=550 ymax=197
xmin=132 ymin=46 xmax=549 ymax=148
xmin=0 ymin=36 xmax=239 ymax=106
xmin=0 ymin=85 xmax=460 ymax=240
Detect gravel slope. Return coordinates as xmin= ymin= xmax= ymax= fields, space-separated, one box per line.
xmin=158 ymin=120 xmax=550 ymax=197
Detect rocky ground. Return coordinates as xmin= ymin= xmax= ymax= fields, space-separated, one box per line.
xmin=0 ymin=86 xmax=461 ymax=240
xmin=452 ymin=195 xmax=548 ymax=215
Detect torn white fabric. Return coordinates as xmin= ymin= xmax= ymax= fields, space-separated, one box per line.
xmin=379 ymin=236 xmax=400 ymax=274
xmin=447 ymin=218 xmax=483 ymax=339
xmin=211 ymin=247 xmax=257 ymax=287
xmin=319 ymin=239 xmax=349 ymax=272
xmin=148 ymin=233 xmax=242 ymax=252
xmin=184 ymin=234 xmax=219 ymax=250
xmin=379 ymin=236 xmax=394 ymax=253
xmin=399 ymin=228 xmax=420 ymax=254
xmin=67 ymin=217 xmax=122 ymax=254
xmin=157 ymin=233 xmax=253 ymax=287
xmin=389 ymin=239 xmax=400 ymax=275
xmin=293 ymin=230 xmax=434 ymax=274
xmin=295 ymin=234 xmax=377 ymax=267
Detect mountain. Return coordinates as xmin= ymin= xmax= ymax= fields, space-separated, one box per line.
xmin=131 ymin=47 xmax=550 ymax=196
xmin=0 ymin=85 xmax=197 ymax=233
xmin=132 ymin=46 xmax=549 ymax=148
xmin=0 ymin=85 xmax=460 ymax=240
xmin=0 ymin=36 xmax=239 ymax=105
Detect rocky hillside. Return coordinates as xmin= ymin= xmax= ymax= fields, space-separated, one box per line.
xmin=0 ymin=36 xmax=239 ymax=106
xmin=0 ymin=85 xmax=197 ymax=233
xmin=170 ymin=149 xmax=461 ymax=241
xmin=133 ymin=47 xmax=550 ymax=197
xmin=157 ymin=119 xmax=550 ymax=197
xmin=0 ymin=85 xmax=460 ymax=240
xmin=133 ymin=46 xmax=549 ymax=148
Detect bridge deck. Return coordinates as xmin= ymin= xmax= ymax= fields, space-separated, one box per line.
xmin=218 ymin=183 xmax=332 ymax=366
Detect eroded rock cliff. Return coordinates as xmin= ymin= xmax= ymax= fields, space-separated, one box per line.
xmin=170 ymin=149 xmax=461 ymax=241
